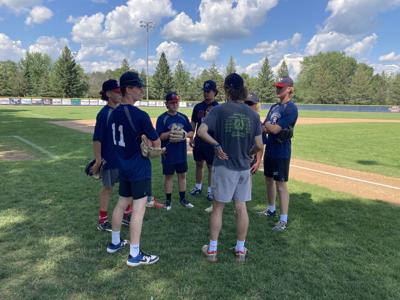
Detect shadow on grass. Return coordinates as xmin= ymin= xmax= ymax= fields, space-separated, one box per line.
xmin=356 ymin=160 xmax=380 ymax=166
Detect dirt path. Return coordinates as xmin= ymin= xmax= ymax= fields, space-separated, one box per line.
xmin=49 ymin=118 xmax=400 ymax=205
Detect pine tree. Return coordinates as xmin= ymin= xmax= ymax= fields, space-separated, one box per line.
xmin=387 ymin=74 xmax=400 ymax=105
xmin=0 ymin=61 xmax=21 ymax=96
xmin=152 ymin=52 xmax=174 ymax=100
xmin=277 ymin=60 xmax=289 ymax=78
xmin=225 ymin=56 xmax=236 ymax=75
xmin=52 ymin=47 xmax=88 ymax=97
xmin=370 ymin=72 xmax=388 ymax=104
xmin=208 ymin=63 xmax=224 ymax=101
xmin=173 ymin=60 xmax=191 ymax=100
xmin=113 ymin=58 xmax=131 ymax=79
xmin=19 ymin=52 xmax=52 ymax=96
xmin=348 ymin=63 xmax=374 ymax=104
xmin=255 ymin=57 xmax=276 ymax=102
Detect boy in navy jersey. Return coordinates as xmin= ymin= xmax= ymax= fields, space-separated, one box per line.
xmin=259 ymin=77 xmax=298 ymax=232
xmin=92 ymin=79 xmax=131 ymax=232
xmin=156 ymin=92 xmax=194 ymax=210
xmin=106 ymin=71 xmax=161 ymax=267
xmin=190 ymin=80 xmax=219 ymax=208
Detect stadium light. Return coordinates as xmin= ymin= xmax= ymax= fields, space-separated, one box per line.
xmin=140 ymin=20 xmax=154 ymax=101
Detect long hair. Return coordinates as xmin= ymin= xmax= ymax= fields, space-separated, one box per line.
xmin=224 ymin=85 xmax=248 ymax=102
xmin=100 ymin=91 xmax=109 ymax=101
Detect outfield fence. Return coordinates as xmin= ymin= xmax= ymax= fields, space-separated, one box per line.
xmin=0 ymin=97 xmax=399 ymax=112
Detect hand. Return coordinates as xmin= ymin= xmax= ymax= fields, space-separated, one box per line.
xmin=189 ymin=138 xmax=195 ymax=148
xmin=91 ymin=160 xmax=102 ymax=174
xmin=215 ymin=146 xmax=228 ymax=160
xmin=250 ymin=162 xmax=261 ymax=174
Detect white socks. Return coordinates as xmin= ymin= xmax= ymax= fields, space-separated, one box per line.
xmin=207 ymin=186 xmax=212 ymax=194
xmin=195 ymin=183 xmax=202 ymax=190
xmin=111 ymin=231 xmax=120 ymax=245
xmin=209 ymin=240 xmax=218 ymax=252
xmin=235 ymin=240 xmax=245 ymax=252
xmin=268 ymin=204 xmax=276 ymax=212
xmin=280 ymin=214 xmax=288 ymax=223
xmin=130 ymin=243 xmax=140 ymax=257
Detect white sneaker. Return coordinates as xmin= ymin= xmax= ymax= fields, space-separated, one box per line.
xmin=204 ymin=205 xmax=213 ymax=213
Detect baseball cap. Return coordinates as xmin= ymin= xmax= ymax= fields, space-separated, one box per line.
xmin=245 ymin=92 xmax=260 ymax=105
xmin=224 ymin=73 xmax=244 ymax=89
xmin=119 ymin=71 xmax=144 ymax=88
xmin=273 ymin=76 xmax=294 ymax=87
xmin=101 ymin=79 xmax=119 ymax=92
xmin=203 ymin=80 xmax=217 ymax=92
xmin=165 ymin=92 xmax=180 ymax=103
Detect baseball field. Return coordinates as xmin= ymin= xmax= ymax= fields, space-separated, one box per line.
xmin=0 ymin=105 xmax=399 ymax=299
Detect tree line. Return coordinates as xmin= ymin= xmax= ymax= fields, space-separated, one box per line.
xmin=1 ymin=46 xmax=399 ymax=105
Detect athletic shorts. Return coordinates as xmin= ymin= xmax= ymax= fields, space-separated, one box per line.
xmin=162 ymin=161 xmax=188 ymax=175
xmin=101 ymin=168 xmax=119 ymax=188
xmin=119 ymin=179 xmax=152 ymax=200
xmin=211 ymin=165 xmax=251 ymax=203
xmin=263 ymin=156 xmax=290 ymax=182
xmin=193 ymin=143 xmax=214 ymax=165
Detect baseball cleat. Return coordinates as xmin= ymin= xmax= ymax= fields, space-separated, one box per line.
xmin=257 ymin=209 xmax=276 ymax=217
xmin=202 ymin=244 xmax=217 ymax=263
xmin=180 ymin=198 xmax=194 ymax=208
xmin=190 ymin=186 xmax=202 ymax=196
xmin=272 ymin=220 xmax=287 ymax=232
xmin=107 ymin=239 xmax=128 ymax=254
xmin=97 ymin=221 xmax=112 ymax=232
xmin=126 ymin=251 xmax=159 ymax=267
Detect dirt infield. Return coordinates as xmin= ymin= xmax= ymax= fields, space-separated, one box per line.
xmin=0 ymin=150 xmax=35 ymax=161
xmin=49 ymin=118 xmax=400 ymax=205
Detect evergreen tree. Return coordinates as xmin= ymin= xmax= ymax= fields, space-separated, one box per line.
xmin=173 ymin=60 xmax=191 ymax=100
xmin=225 ymin=56 xmax=236 ymax=75
xmin=277 ymin=60 xmax=289 ymax=78
xmin=348 ymin=63 xmax=374 ymax=104
xmin=370 ymin=72 xmax=388 ymax=104
xmin=52 ymin=46 xmax=88 ymax=97
xmin=19 ymin=52 xmax=52 ymax=96
xmin=208 ymin=63 xmax=224 ymax=101
xmin=255 ymin=57 xmax=276 ymax=102
xmin=113 ymin=58 xmax=131 ymax=79
xmin=152 ymin=52 xmax=173 ymax=100
xmin=387 ymin=74 xmax=400 ymax=105
xmin=0 ymin=61 xmax=21 ymax=96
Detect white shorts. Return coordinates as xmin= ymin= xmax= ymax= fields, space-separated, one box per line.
xmin=211 ymin=165 xmax=252 ymax=203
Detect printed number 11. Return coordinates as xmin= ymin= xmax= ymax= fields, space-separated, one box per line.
xmin=112 ymin=123 xmax=126 ymax=147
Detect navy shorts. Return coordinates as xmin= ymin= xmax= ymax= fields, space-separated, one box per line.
xmin=263 ymin=156 xmax=290 ymax=182
xmin=193 ymin=143 xmax=214 ymax=165
xmin=119 ymin=179 xmax=151 ymax=200
xmin=162 ymin=161 xmax=188 ymax=175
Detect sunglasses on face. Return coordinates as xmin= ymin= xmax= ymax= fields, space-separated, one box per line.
xmin=111 ymin=88 xmax=121 ymax=94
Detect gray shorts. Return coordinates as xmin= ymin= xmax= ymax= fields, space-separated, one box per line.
xmin=211 ymin=165 xmax=252 ymax=203
xmin=101 ymin=168 xmax=119 ymax=188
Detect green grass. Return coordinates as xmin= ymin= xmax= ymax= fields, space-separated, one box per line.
xmin=1 ymin=107 xmax=400 ymax=299
xmin=292 ymin=123 xmax=400 ymax=177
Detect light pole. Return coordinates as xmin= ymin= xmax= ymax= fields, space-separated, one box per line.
xmin=140 ymin=20 xmax=154 ymax=101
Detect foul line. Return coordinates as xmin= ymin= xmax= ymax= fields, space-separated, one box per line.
xmin=291 ymin=164 xmax=400 ymax=191
xmin=11 ymin=135 xmax=57 ymax=159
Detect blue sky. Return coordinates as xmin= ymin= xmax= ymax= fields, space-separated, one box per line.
xmin=1 ymin=0 xmax=400 ymax=78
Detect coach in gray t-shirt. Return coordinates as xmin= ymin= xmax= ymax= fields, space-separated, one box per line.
xmin=197 ymin=73 xmax=263 ymax=263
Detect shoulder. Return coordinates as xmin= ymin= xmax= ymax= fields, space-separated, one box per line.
xmin=177 ymin=112 xmax=189 ymax=120
xmin=212 ymin=101 xmax=219 ymax=106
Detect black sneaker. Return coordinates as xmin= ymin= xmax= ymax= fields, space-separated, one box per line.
xmin=190 ymin=186 xmax=202 ymax=196
xmin=97 ymin=221 xmax=112 ymax=232
xmin=165 ymin=200 xmax=172 ymax=211
xmin=122 ymin=214 xmax=131 ymax=226
xmin=257 ymin=209 xmax=276 ymax=217
xmin=207 ymin=191 xmax=213 ymax=202
xmin=180 ymin=198 xmax=194 ymax=208
xmin=107 ymin=239 xmax=128 ymax=254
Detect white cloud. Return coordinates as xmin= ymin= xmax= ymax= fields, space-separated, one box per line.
xmin=200 ymin=45 xmax=220 ymax=62
xmin=344 ymin=33 xmax=377 ymax=57
xmin=156 ymin=41 xmax=182 ymax=65
xmin=79 ymin=61 xmax=121 ymax=73
xmin=28 ymin=36 xmax=68 ymax=59
xmin=324 ymin=0 xmax=400 ymax=35
xmin=0 ymin=33 xmax=26 ymax=61
xmin=305 ymin=31 xmax=354 ymax=55
xmin=379 ymin=52 xmax=400 ymax=62
xmin=71 ymin=0 xmax=175 ymax=46
xmin=243 ymin=33 xmax=302 ymax=65
xmin=0 ymin=0 xmax=41 ymax=13
xmin=272 ymin=53 xmax=304 ymax=79
xmin=370 ymin=63 xmax=400 ymax=75
xmin=25 ymin=5 xmax=53 ymax=25
xmin=162 ymin=0 xmax=278 ymax=43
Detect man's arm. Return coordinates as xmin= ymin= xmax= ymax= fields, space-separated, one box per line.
xmin=149 ymin=138 xmax=161 ymax=148
xmin=262 ymin=123 xmax=282 ymax=135
xmin=198 ymin=123 xmax=228 ymax=160
xmin=250 ymin=135 xmax=263 ymax=155
xmin=91 ymin=141 xmax=102 ymax=173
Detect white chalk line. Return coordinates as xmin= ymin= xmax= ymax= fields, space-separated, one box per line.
xmin=4 ymin=135 xmax=58 ymax=159
xmin=290 ymin=164 xmax=400 ymax=191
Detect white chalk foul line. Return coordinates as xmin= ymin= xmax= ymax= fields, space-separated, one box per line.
xmin=12 ymin=135 xmax=57 ymax=159
xmin=291 ymin=164 xmax=400 ymax=191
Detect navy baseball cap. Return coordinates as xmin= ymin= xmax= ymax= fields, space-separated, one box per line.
xmin=101 ymin=79 xmax=119 ymax=92
xmin=273 ymin=76 xmax=293 ymax=87
xmin=203 ymin=80 xmax=217 ymax=92
xmin=165 ymin=92 xmax=180 ymax=103
xmin=246 ymin=92 xmax=260 ymax=104
xmin=224 ymin=73 xmax=244 ymax=89
xmin=119 ymin=71 xmax=144 ymax=88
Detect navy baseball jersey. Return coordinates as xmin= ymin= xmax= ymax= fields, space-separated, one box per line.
xmin=108 ymin=104 xmax=158 ymax=181
xmin=156 ymin=112 xmax=193 ymax=165
xmin=264 ymin=101 xmax=298 ymax=159
xmin=93 ymin=105 xmax=115 ymax=169
xmin=191 ymin=100 xmax=218 ymax=145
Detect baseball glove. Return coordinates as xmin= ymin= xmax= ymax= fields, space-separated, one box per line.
xmin=276 ymin=126 xmax=294 ymax=143
xmin=84 ymin=159 xmax=104 ymax=179
xmin=169 ymin=124 xmax=187 ymax=143
xmin=140 ymin=135 xmax=166 ymax=158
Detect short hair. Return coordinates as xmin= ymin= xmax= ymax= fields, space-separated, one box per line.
xmin=224 ymin=85 xmax=248 ymax=102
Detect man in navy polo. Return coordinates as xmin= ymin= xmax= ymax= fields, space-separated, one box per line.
xmin=190 ymin=80 xmax=219 ymax=206
xmin=259 ymin=77 xmax=298 ymax=232
xmin=156 ymin=92 xmax=194 ymax=210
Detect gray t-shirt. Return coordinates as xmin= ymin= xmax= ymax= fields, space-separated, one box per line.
xmin=204 ymin=101 xmax=262 ymax=171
